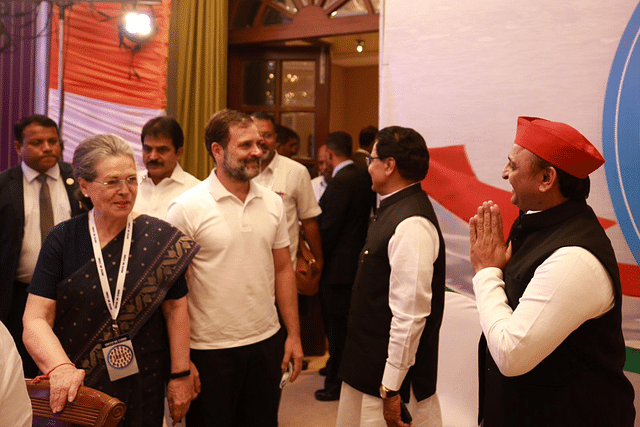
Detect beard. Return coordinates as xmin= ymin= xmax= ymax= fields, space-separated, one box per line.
xmin=222 ymin=150 xmax=261 ymax=182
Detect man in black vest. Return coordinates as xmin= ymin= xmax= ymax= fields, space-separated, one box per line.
xmin=470 ymin=117 xmax=635 ymax=426
xmin=337 ymin=126 xmax=445 ymax=426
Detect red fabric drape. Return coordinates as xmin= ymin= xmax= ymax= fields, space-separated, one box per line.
xmin=49 ymin=1 xmax=169 ymax=109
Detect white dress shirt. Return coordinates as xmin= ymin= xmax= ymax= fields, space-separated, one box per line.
xmin=473 ymin=246 xmax=615 ymax=376
xmin=311 ymin=175 xmax=327 ymax=202
xmin=133 ymin=163 xmax=200 ymax=219
xmin=17 ymin=162 xmax=72 ymax=283
xmin=253 ymin=153 xmax=321 ymax=264
xmin=382 ymin=216 xmax=440 ymax=390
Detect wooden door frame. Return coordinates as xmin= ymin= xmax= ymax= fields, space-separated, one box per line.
xmin=228 ymin=45 xmax=330 ymax=160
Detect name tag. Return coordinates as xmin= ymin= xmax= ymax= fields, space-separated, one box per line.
xmin=101 ymin=334 xmax=139 ymax=381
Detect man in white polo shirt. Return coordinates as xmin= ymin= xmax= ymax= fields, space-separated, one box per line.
xmin=133 ymin=116 xmax=200 ymax=218
xmin=166 ymin=109 xmax=303 ymax=427
xmin=250 ymin=112 xmax=323 ymax=287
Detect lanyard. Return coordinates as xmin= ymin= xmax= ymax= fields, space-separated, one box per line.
xmin=88 ymin=209 xmax=133 ymax=334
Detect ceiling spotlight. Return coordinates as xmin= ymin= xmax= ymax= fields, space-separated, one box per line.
xmin=356 ymin=40 xmax=364 ymax=53
xmin=119 ymin=10 xmax=156 ymax=46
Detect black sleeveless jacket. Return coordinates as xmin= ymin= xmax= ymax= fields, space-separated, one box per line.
xmin=339 ymin=184 xmax=446 ymax=402
xmin=480 ymin=199 xmax=635 ymax=426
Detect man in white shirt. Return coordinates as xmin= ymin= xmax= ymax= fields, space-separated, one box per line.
xmin=469 ymin=117 xmax=635 ymax=426
xmin=0 ymin=115 xmax=82 ymax=378
xmin=133 ymin=117 xmax=200 ymax=218
xmin=250 ymin=112 xmax=323 ymax=279
xmin=336 ymin=126 xmax=445 ymax=427
xmin=166 ymin=109 xmax=303 ymax=427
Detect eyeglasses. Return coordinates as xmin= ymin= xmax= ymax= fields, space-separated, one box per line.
xmin=94 ymin=176 xmax=138 ymax=189
xmin=365 ymin=156 xmax=383 ymax=166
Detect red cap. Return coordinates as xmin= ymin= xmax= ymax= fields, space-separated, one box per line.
xmin=514 ymin=117 xmax=605 ymax=178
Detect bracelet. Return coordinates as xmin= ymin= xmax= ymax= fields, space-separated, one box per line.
xmin=169 ymin=369 xmax=191 ymax=380
xmin=47 ymin=362 xmax=76 ymax=377
xmin=33 ymin=362 xmax=76 ymax=383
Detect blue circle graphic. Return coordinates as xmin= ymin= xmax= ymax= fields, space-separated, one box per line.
xmin=603 ymin=1 xmax=640 ymax=265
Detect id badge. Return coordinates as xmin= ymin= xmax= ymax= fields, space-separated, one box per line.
xmin=101 ymin=334 xmax=139 ymax=381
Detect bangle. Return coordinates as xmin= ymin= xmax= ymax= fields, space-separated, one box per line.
xmin=169 ymin=370 xmax=190 ymax=380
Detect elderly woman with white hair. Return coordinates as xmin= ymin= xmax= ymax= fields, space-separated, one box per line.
xmin=23 ymin=134 xmax=199 ymax=426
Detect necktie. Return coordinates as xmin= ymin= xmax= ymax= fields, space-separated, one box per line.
xmin=37 ymin=174 xmax=54 ymax=242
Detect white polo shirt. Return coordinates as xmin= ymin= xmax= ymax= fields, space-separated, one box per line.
xmin=166 ymin=169 xmax=290 ymax=350
xmin=253 ymin=153 xmax=321 ymax=263
xmin=133 ymin=163 xmax=200 ymax=219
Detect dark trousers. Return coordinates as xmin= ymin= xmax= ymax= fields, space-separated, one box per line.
xmin=7 ymin=281 xmax=39 ymax=378
xmin=319 ymin=282 xmax=353 ymax=390
xmin=186 ymin=331 xmax=285 ymax=427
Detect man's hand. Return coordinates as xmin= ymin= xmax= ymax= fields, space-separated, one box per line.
xmin=382 ymin=395 xmax=411 ymax=427
xmin=281 ymin=335 xmax=304 ymax=383
xmin=469 ymin=201 xmax=512 ymax=273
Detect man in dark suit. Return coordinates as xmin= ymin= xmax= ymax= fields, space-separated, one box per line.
xmin=315 ymin=131 xmax=374 ymax=401
xmin=0 ymin=115 xmax=82 ymax=377
xmin=352 ymin=126 xmax=378 ymax=173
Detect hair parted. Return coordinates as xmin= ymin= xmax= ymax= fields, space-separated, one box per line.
xmin=73 ymin=134 xmax=136 ymax=210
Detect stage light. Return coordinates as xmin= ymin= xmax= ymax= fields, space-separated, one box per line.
xmin=119 ymin=10 xmax=156 ymax=46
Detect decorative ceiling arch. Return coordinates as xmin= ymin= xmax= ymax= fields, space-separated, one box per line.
xmin=229 ymin=0 xmax=379 ymax=45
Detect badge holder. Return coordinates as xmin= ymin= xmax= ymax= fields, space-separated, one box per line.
xmin=90 ymin=211 xmax=139 ymax=382
xmin=101 ymin=332 xmax=139 ymax=381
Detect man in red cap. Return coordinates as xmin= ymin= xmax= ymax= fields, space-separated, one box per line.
xmin=469 ymin=117 xmax=635 ymax=426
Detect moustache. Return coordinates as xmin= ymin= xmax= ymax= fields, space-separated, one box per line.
xmin=146 ymin=160 xmax=164 ymax=167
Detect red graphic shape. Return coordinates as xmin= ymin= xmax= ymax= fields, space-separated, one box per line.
xmin=421 ymin=145 xmax=637 ymax=296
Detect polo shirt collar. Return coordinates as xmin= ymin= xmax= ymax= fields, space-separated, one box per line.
xmin=208 ymin=168 xmax=262 ymax=203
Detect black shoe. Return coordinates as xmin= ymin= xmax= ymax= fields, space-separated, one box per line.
xmin=318 ymin=366 xmax=327 ymax=376
xmin=315 ymin=387 xmax=340 ymax=401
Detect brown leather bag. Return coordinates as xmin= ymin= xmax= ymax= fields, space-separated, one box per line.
xmin=295 ymin=232 xmax=321 ymax=296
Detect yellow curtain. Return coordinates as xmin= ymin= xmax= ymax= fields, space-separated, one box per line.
xmin=175 ymin=0 xmax=227 ymax=180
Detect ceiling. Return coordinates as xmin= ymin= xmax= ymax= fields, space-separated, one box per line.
xmin=283 ymin=31 xmax=379 ymax=67
xmin=321 ymin=32 xmax=379 ymax=67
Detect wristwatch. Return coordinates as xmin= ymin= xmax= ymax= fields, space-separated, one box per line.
xmin=379 ymin=384 xmax=399 ymax=399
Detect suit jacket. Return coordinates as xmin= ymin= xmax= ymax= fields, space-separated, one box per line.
xmin=318 ymin=162 xmax=374 ymax=285
xmin=351 ymin=150 xmax=369 ymax=175
xmin=0 ymin=162 xmax=82 ymax=321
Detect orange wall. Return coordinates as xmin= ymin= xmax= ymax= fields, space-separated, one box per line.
xmin=329 ymin=64 xmax=379 ymax=152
